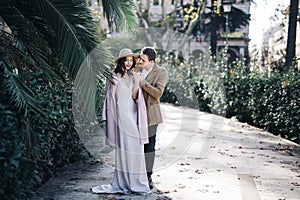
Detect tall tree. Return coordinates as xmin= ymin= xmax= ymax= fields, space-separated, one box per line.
xmin=285 ymin=0 xmax=299 ymax=70
xmin=169 ymin=0 xmax=251 ymax=57
xmin=211 ymin=0 xmax=219 ymax=58
xmin=161 ymin=0 xmax=166 ymax=19
xmin=0 ymin=1 xmax=139 ymax=198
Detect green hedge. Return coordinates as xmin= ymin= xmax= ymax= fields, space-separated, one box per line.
xmin=162 ymin=54 xmax=300 ymax=144
xmin=0 ymin=102 xmax=39 ymax=199
xmin=218 ymin=63 xmax=300 ymax=143
xmin=0 ymin=69 xmax=90 ymax=199
xmin=246 ymin=72 xmax=300 ymax=142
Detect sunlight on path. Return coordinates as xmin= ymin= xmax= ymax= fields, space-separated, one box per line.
xmin=32 ymin=103 xmax=300 ymax=200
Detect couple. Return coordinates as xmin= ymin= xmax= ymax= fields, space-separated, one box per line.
xmin=91 ymin=47 xmax=168 ymax=195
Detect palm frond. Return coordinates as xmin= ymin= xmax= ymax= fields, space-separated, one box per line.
xmin=0 ymin=18 xmax=59 ymax=116
xmin=229 ymin=6 xmax=250 ymax=31
xmin=72 ymin=44 xmax=113 ymax=122
xmin=102 ymin=0 xmax=139 ymax=33
xmin=34 ymin=0 xmax=88 ymax=79
xmin=1 ymin=0 xmax=138 ymax=119
xmin=2 ymin=61 xmax=44 ymax=116
xmin=118 ymin=0 xmax=139 ymax=32
xmin=1 ymin=4 xmax=60 ymax=82
xmin=101 ymin=0 xmax=122 ymax=28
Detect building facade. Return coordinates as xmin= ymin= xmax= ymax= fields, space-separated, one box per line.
xmin=260 ymin=3 xmax=300 ymax=72
xmin=89 ymin=0 xmax=251 ymax=62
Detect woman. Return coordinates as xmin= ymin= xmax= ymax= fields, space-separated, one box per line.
xmin=91 ymin=49 xmax=150 ymax=195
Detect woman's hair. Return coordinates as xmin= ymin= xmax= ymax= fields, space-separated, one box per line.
xmin=113 ymin=56 xmax=136 ymax=77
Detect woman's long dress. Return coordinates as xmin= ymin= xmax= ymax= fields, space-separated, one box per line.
xmin=91 ymin=76 xmax=150 ymax=195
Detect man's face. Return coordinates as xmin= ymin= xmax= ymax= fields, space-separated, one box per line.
xmin=139 ymin=54 xmax=152 ymax=69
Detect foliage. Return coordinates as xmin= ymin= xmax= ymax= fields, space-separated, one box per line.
xmin=161 ymin=51 xmax=198 ymax=108
xmin=163 ymin=1 xmax=251 ymax=42
xmin=161 ymin=52 xmax=300 ymax=144
xmin=0 ymin=60 xmax=90 ymax=199
xmin=0 ymin=98 xmax=39 ymax=199
xmin=101 ymin=0 xmax=139 ymax=33
xmin=0 ymin=0 xmax=139 ymax=199
xmin=247 ymin=71 xmax=300 ymax=142
xmin=0 ymin=0 xmax=111 ymax=115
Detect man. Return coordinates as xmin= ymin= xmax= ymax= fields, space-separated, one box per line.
xmin=138 ymin=47 xmax=168 ymax=189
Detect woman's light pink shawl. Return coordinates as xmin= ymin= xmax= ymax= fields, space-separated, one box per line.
xmin=102 ymin=77 xmax=148 ymax=147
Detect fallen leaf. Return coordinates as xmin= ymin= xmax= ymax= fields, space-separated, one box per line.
xmin=156 ymin=196 xmax=172 ymax=200
xmin=277 ymin=150 xmax=294 ymax=156
xmin=291 ymin=182 xmax=300 ymax=186
xmin=198 ymin=189 xmax=209 ymax=193
xmin=179 ymin=162 xmax=190 ymax=166
xmin=195 ymin=169 xmax=204 ymax=174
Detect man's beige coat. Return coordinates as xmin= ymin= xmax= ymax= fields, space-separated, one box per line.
xmin=140 ymin=64 xmax=168 ymax=126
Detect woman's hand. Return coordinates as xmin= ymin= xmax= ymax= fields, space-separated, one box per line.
xmin=132 ymin=71 xmax=141 ymax=85
xmin=132 ymin=72 xmax=141 ymax=100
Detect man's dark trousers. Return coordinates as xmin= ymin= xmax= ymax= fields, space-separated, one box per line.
xmin=144 ymin=124 xmax=158 ymax=178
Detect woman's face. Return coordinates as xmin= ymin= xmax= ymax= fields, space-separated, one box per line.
xmin=124 ymin=56 xmax=134 ymax=70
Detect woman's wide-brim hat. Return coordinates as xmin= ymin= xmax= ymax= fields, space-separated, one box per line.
xmin=115 ymin=48 xmax=139 ymax=63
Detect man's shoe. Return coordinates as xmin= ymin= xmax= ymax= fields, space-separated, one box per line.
xmin=148 ymin=176 xmax=153 ymax=189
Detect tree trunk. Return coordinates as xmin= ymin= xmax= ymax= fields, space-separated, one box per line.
xmin=285 ymin=0 xmax=299 ymax=71
xmin=161 ymin=0 xmax=165 ymax=20
xmin=166 ymin=0 xmax=180 ymax=50
xmin=210 ymin=16 xmax=218 ymax=58
xmin=210 ymin=0 xmax=218 ymax=58
xmin=140 ymin=0 xmax=151 ymax=26
xmin=178 ymin=1 xmax=206 ymax=50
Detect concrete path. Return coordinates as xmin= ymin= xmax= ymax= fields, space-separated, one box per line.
xmin=32 ymin=104 xmax=300 ymax=200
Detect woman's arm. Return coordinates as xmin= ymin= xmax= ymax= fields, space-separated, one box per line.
xmin=132 ymin=82 xmax=139 ymax=100
xmin=132 ymin=72 xmax=141 ymax=100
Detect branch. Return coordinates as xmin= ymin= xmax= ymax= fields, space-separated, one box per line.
xmin=178 ymin=0 xmax=206 ymax=50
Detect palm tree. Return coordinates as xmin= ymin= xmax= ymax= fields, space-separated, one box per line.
xmin=0 ymin=1 xmax=139 ymax=198
xmin=0 ymin=0 xmax=138 ymax=115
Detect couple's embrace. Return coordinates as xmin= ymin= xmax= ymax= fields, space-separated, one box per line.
xmin=91 ymin=47 xmax=168 ymax=195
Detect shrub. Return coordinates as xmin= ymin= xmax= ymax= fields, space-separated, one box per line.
xmin=0 ymin=68 xmax=90 ymax=199
xmin=161 ymin=53 xmax=300 ymax=144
